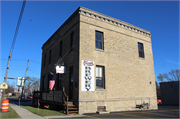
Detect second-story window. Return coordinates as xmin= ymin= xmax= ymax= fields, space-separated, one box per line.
xmin=138 ymin=42 xmax=145 ymax=58
xmin=71 ymin=32 xmax=74 ymax=50
xmin=43 ymin=54 xmax=46 ymax=67
xmin=95 ymin=31 xmax=104 ymax=50
xmin=59 ymin=41 xmax=62 ymax=57
xmin=42 ymin=76 xmax=46 ymax=90
xmin=49 ymin=49 xmax=51 ymax=64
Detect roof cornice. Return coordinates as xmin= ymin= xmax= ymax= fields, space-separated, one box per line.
xmin=43 ymin=6 xmax=151 ymax=48
xmin=79 ymin=7 xmax=151 ymax=37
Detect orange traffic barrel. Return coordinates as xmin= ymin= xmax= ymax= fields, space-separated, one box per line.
xmin=1 ymin=99 xmax=9 ymax=112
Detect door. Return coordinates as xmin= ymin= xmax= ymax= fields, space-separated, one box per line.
xmin=69 ymin=66 xmax=73 ymax=100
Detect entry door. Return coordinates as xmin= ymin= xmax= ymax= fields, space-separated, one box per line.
xmin=69 ymin=66 xmax=73 ymax=100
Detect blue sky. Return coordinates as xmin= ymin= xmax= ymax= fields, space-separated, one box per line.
xmin=0 ymin=1 xmax=179 ymax=86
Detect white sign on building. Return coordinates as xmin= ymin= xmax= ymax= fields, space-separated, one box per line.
xmin=56 ymin=66 xmax=66 ymax=74
xmin=81 ymin=60 xmax=95 ymax=91
xmin=17 ymin=77 xmax=25 ymax=86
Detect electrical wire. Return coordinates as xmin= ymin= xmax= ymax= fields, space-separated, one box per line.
xmin=0 ymin=59 xmax=41 ymax=64
xmin=11 ymin=0 xmax=26 ymax=51
xmin=3 ymin=0 xmax=26 ymax=83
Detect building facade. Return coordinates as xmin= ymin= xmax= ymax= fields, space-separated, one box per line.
xmin=40 ymin=7 xmax=157 ymax=114
xmin=160 ymin=81 xmax=179 ymax=106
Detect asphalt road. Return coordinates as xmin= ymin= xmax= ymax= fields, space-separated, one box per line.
xmin=7 ymin=98 xmax=179 ymax=118
xmin=50 ymin=106 xmax=179 ymax=119
xmin=8 ymin=97 xmax=33 ymax=106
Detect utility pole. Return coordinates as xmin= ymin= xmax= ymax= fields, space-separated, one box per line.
xmin=1 ymin=49 xmax=12 ymax=102
xmin=1 ymin=0 xmax=26 ymax=103
xmin=21 ymin=60 xmax=29 ymax=100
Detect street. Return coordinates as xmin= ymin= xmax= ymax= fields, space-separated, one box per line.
xmin=50 ymin=106 xmax=179 ymax=119
xmin=8 ymin=97 xmax=33 ymax=106
xmin=7 ymin=98 xmax=179 ymax=118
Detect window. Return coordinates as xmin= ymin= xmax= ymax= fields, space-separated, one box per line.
xmin=71 ymin=32 xmax=74 ymax=50
xmin=48 ymin=74 xmax=50 ymax=90
xmin=95 ymin=31 xmax=104 ymax=50
xmin=138 ymin=42 xmax=145 ymax=58
xmin=59 ymin=41 xmax=62 ymax=57
xmin=69 ymin=66 xmax=74 ymax=99
xmin=42 ymin=76 xmax=46 ymax=90
xmin=96 ymin=66 xmax=105 ymax=89
xmin=49 ymin=49 xmax=51 ymax=64
xmin=43 ymin=54 xmax=46 ymax=67
xmin=56 ymin=74 xmax=62 ymax=90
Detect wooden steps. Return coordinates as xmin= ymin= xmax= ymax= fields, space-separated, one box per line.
xmin=63 ymin=101 xmax=79 ymax=115
xmin=62 ymin=87 xmax=78 ymax=115
xmin=68 ymin=111 xmax=79 ymax=115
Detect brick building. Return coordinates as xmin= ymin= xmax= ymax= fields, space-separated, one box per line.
xmin=160 ymin=81 xmax=179 ymax=106
xmin=40 ymin=6 xmax=157 ymax=114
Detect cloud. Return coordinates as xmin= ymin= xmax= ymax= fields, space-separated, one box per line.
xmin=165 ymin=60 xmax=180 ymax=65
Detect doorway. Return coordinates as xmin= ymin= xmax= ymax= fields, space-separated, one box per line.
xmin=69 ymin=66 xmax=73 ymax=100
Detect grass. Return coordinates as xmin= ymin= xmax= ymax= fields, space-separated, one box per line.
xmin=21 ymin=106 xmax=66 ymax=116
xmin=0 ymin=106 xmax=21 ymax=118
xmin=5 ymin=96 xmax=19 ymax=98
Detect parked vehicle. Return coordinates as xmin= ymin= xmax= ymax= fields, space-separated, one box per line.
xmin=19 ymin=94 xmax=25 ymax=99
xmin=27 ymin=94 xmax=33 ymax=99
xmin=157 ymin=99 xmax=162 ymax=104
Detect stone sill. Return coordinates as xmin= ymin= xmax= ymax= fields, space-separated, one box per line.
xmin=138 ymin=57 xmax=145 ymax=60
xmin=96 ymin=88 xmax=106 ymax=91
xmin=95 ymin=48 xmax=105 ymax=52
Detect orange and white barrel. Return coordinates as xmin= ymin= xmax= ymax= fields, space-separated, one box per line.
xmin=1 ymin=99 xmax=9 ymax=112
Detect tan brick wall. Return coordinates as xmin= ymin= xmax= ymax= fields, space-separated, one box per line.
xmin=79 ymin=9 xmax=157 ymax=114
xmin=79 ymin=98 xmax=157 ymax=114
xmin=40 ymin=7 xmax=157 ymax=114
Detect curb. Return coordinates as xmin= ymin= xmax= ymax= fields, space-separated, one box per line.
xmin=44 ymin=115 xmax=86 ymax=119
xmin=0 ymin=118 xmax=21 ymax=119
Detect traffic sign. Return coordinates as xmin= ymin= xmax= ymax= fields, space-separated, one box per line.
xmin=0 ymin=82 xmax=8 ymax=89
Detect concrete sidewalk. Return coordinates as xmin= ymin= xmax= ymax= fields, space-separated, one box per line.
xmin=9 ymin=103 xmax=45 ymax=119
xmin=9 ymin=103 xmax=86 ymax=119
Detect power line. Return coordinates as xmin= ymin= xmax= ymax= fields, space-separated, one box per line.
xmin=0 ymin=59 xmax=41 ymax=64
xmin=29 ymin=70 xmax=40 ymax=75
xmin=2 ymin=0 xmax=27 ymax=102
xmin=11 ymin=0 xmax=26 ymax=51
xmin=0 ymin=59 xmax=27 ymax=61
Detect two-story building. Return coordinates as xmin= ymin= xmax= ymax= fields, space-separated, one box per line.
xmin=39 ymin=6 xmax=157 ymax=114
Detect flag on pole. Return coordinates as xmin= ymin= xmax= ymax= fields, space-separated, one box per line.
xmin=49 ymin=72 xmax=56 ymax=90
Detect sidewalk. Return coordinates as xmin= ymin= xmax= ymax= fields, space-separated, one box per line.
xmin=9 ymin=103 xmax=45 ymax=119
xmin=9 ymin=103 xmax=86 ymax=119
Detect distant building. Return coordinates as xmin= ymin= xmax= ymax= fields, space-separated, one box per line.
xmin=39 ymin=6 xmax=157 ymax=114
xmin=160 ymin=81 xmax=179 ymax=106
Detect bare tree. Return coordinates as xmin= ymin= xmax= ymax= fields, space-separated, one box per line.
xmin=5 ymin=82 xmax=15 ymax=95
xmin=24 ymin=77 xmax=40 ymax=94
xmin=157 ymin=69 xmax=180 ymax=82
xmin=156 ymin=81 xmax=161 ymax=99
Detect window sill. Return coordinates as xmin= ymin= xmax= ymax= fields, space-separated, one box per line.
xmin=96 ymin=88 xmax=106 ymax=91
xmin=138 ymin=57 xmax=145 ymax=60
xmin=95 ymin=48 xmax=104 ymax=52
